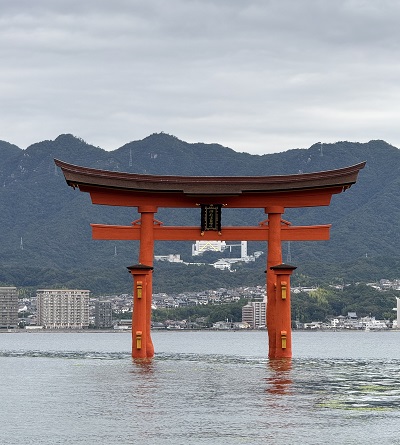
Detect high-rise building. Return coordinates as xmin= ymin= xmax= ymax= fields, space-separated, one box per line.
xmin=94 ymin=301 xmax=113 ymax=328
xmin=0 ymin=287 xmax=19 ymax=329
xmin=241 ymin=302 xmax=254 ymax=327
xmin=241 ymin=301 xmax=266 ymax=329
xmin=36 ymin=289 xmax=90 ymax=329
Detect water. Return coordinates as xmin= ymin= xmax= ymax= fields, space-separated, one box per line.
xmin=1 ymin=330 xmax=400 ymax=444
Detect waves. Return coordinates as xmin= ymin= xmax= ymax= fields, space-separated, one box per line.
xmin=0 ymin=348 xmax=270 ymax=364
xmin=0 ymin=350 xmax=131 ymax=360
xmin=290 ymin=358 xmax=400 ymax=411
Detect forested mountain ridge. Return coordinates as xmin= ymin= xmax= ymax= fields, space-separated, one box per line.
xmin=0 ymin=133 xmax=399 ymax=293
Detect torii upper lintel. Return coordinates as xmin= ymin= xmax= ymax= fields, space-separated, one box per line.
xmin=54 ymin=159 xmax=365 ymax=208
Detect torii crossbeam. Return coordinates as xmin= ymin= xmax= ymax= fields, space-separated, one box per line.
xmin=55 ymin=159 xmax=365 ymax=360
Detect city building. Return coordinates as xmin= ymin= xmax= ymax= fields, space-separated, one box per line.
xmin=395 ymin=297 xmax=400 ymax=329
xmin=36 ymin=289 xmax=90 ymax=329
xmin=192 ymin=240 xmax=227 ymax=256
xmin=0 ymin=287 xmax=19 ymax=329
xmin=212 ymin=259 xmax=232 ymax=270
xmin=192 ymin=240 xmax=249 ymax=258
xmin=241 ymin=301 xmax=266 ymax=329
xmin=94 ymin=300 xmax=113 ymax=328
xmin=242 ymin=302 xmax=254 ymax=326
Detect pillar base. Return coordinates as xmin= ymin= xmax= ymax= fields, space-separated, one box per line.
xmin=127 ymin=264 xmax=154 ymax=359
xmin=269 ymin=263 xmax=297 ymax=359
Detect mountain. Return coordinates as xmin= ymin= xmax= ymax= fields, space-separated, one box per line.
xmin=0 ymin=133 xmax=399 ymax=293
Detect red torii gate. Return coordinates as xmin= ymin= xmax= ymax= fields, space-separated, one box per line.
xmin=55 ymin=159 xmax=364 ymax=359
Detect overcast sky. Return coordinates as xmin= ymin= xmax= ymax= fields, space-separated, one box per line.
xmin=1 ymin=0 xmax=400 ymax=154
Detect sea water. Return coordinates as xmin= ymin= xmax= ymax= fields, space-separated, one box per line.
xmin=1 ymin=330 xmax=400 ymax=445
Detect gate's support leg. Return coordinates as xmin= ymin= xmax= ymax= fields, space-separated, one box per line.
xmin=138 ymin=206 xmax=157 ymax=358
xmin=270 ymin=264 xmax=297 ymax=358
xmin=265 ymin=206 xmax=284 ymax=359
xmin=127 ymin=264 xmax=153 ymax=359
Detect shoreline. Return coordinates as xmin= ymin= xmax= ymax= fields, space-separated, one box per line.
xmin=1 ymin=328 xmax=399 ymax=334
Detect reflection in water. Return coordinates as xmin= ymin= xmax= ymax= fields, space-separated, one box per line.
xmin=266 ymin=358 xmax=293 ymax=394
xmin=127 ymin=357 xmax=159 ymax=437
xmin=131 ymin=357 xmax=155 ymax=375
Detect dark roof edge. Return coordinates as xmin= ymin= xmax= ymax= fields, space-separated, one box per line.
xmin=54 ymin=159 xmax=366 ymax=194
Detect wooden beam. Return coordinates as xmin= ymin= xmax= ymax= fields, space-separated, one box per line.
xmin=82 ymin=186 xmax=343 ymax=208
xmin=91 ymin=223 xmax=330 ymax=241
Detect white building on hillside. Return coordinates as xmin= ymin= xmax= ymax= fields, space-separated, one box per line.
xmin=192 ymin=240 xmax=250 ymax=258
xmin=192 ymin=240 xmax=227 ymax=256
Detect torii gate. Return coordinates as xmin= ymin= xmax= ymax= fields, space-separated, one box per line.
xmin=55 ymin=159 xmax=364 ymax=359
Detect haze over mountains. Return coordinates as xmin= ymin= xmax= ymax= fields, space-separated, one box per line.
xmin=0 ymin=133 xmax=399 ymax=293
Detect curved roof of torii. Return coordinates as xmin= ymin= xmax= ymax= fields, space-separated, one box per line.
xmin=54 ymin=159 xmax=365 ymax=196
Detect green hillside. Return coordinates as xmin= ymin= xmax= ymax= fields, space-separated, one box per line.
xmin=0 ymin=133 xmax=399 ymax=294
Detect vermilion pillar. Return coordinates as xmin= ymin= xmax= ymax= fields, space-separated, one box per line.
xmin=127 ymin=264 xmax=153 ymax=359
xmin=138 ymin=206 xmax=157 ymax=358
xmin=270 ymin=264 xmax=297 ymax=358
xmin=265 ymin=206 xmax=284 ymax=359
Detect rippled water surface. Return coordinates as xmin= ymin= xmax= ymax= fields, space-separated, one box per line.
xmin=1 ymin=330 xmax=400 ymax=444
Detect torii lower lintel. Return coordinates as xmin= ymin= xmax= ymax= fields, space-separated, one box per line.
xmin=91 ymin=223 xmax=331 ymax=242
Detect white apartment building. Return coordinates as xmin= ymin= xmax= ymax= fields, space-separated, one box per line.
xmin=192 ymin=240 xmax=249 ymax=258
xmin=36 ymin=289 xmax=90 ymax=329
xmin=0 ymin=286 xmax=19 ymax=329
xmin=242 ymin=301 xmax=266 ymax=329
xmin=192 ymin=240 xmax=227 ymax=256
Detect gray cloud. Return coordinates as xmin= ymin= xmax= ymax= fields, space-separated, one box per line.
xmin=1 ymin=0 xmax=400 ymax=154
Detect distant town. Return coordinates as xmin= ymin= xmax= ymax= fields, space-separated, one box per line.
xmin=1 ymin=277 xmax=400 ymax=332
